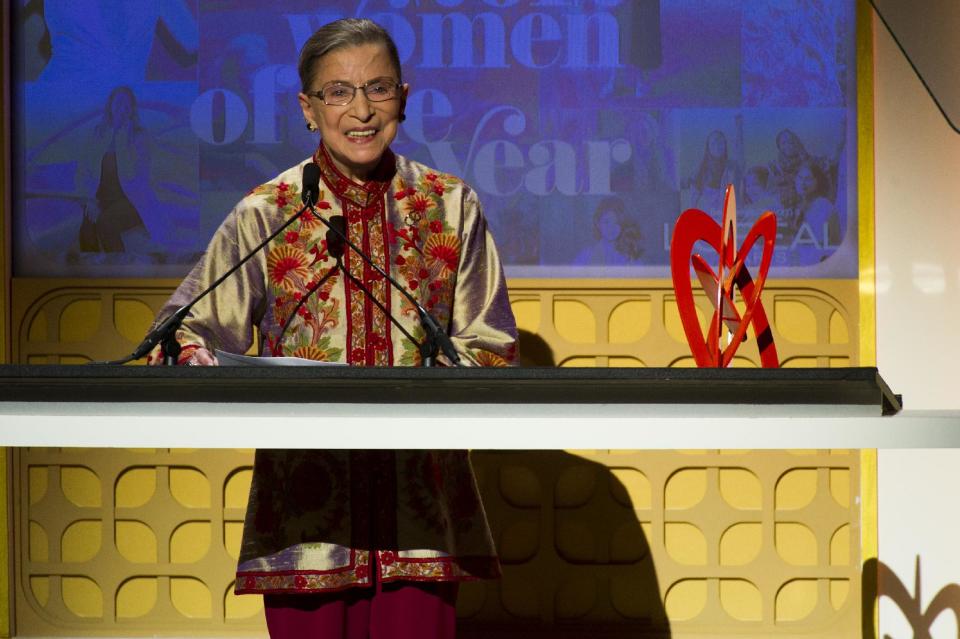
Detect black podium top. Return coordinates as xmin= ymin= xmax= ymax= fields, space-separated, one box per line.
xmin=0 ymin=365 xmax=901 ymax=415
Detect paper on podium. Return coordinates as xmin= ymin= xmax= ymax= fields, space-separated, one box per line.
xmin=215 ymin=350 xmax=347 ymax=367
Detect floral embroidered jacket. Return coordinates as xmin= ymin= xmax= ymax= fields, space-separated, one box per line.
xmin=152 ymin=143 xmax=517 ymax=594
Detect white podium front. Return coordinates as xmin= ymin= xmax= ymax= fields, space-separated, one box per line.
xmin=0 ymin=365 xmax=930 ymax=449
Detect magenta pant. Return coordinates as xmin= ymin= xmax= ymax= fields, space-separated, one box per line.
xmin=263 ymin=580 xmax=458 ymax=639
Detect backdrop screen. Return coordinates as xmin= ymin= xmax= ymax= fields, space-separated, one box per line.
xmin=13 ymin=0 xmax=858 ymax=279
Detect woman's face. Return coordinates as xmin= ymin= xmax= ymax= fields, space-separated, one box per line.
xmin=778 ymin=131 xmax=800 ymax=157
xmin=597 ymin=210 xmax=621 ymax=242
xmin=299 ymin=43 xmax=408 ymax=182
xmin=795 ymin=165 xmax=817 ymax=198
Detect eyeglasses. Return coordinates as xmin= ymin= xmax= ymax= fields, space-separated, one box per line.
xmin=306 ymin=78 xmax=401 ymax=106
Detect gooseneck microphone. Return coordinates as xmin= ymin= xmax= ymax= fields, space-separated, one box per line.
xmin=100 ymin=164 xmax=324 ymax=365
xmin=301 ymin=164 xmax=462 ymax=367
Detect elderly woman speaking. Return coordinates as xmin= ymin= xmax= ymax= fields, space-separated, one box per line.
xmin=150 ymin=18 xmax=517 ymax=639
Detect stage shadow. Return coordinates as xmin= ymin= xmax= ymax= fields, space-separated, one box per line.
xmin=862 ymin=557 xmax=960 ymax=639
xmin=462 ymin=450 xmax=671 ymax=639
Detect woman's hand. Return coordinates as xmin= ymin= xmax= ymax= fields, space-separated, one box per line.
xmin=185 ymin=348 xmax=219 ymax=366
xmin=148 ymin=347 xmax=219 ymax=366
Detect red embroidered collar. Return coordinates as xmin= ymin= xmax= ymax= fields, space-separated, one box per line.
xmin=314 ymin=142 xmax=396 ymax=208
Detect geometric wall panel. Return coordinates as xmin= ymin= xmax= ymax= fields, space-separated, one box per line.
xmin=16 ymin=449 xmax=862 ymax=637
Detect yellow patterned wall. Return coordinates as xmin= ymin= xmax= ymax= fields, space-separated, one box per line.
xmin=15 ymin=448 xmax=861 ymax=637
xmin=508 ymin=279 xmax=857 ymax=369
xmin=11 ymin=278 xmax=859 ymax=369
xmin=16 ymin=449 xmax=261 ymax=636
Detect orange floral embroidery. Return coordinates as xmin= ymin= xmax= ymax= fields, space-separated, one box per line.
xmin=474 ymin=350 xmax=509 ymax=367
xmin=424 ymin=233 xmax=461 ymax=274
xmin=267 ymin=245 xmax=309 ymax=292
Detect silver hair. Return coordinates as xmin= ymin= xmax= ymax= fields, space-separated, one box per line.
xmin=298 ymin=18 xmax=402 ymax=92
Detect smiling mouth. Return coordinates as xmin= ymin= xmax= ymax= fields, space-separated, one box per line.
xmin=346 ymin=129 xmax=377 ymax=139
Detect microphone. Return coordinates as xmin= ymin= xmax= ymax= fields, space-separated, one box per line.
xmin=301 ymin=166 xmax=462 ymax=367
xmin=101 ymin=163 xmax=323 ymax=365
xmin=325 ymin=215 xmax=346 ymax=259
xmin=302 ymin=162 xmax=320 ymax=206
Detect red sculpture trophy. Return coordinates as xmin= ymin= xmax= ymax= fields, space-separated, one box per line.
xmin=670 ymin=185 xmax=780 ymax=368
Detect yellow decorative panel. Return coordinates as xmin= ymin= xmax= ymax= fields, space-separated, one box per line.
xmin=830 ymin=469 xmax=851 ymax=508
xmin=59 ymin=300 xmax=101 ymax=343
xmin=830 ymin=525 xmax=851 ymax=566
xmin=608 ymin=300 xmax=651 ymax=343
xmin=170 ymin=522 xmax=212 ymax=564
xmin=224 ymin=470 xmax=253 ymax=509
xmin=830 ymin=579 xmax=850 ymax=611
xmin=510 ymin=299 xmax=541 ymax=333
xmin=61 ymin=467 xmax=100 ymax=508
xmin=113 ymin=298 xmax=157 ymax=344
xmin=829 ymin=310 xmax=849 ymax=344
xmin=774 ymin=300 xmax=817 ymax=344
xmin=15 ymin=448 xmax=862 ymax=637
xmin=498 ymin=522 xmax=539 ymax=564
xmin=507 ymin=279 xmax=859 ymax=369
xmin=665 ymin=469 xmax=706 ymax=509
xmin=171 ymin=577 xmax=212 ymax=618
xmin=775 ymin=579 xmax=818 ymax=622
xmin=28 ymin=523 xmax=48 ymax=562
xmin=223 ymin=522 xmax=244 ymax=561
xmin=224 ymin=583 xmax=263 ymax=621
xmin=116 ymin=467 xmax=157 ymax=508
xmin=12 ymin=277 xmax=860 ymax=369
xmin=558 ymin=356 xmax=597 ymax=367
xmin=776 ymin=469 xmax=818 ymax=510
xmin=62 ymin=577 xmax=103 ymax=619
xmin=500 ymin=576 xmax=539 ymax=619
xmin=27 ymin=311 xmax=48 ymax=342
xmin=465 ymin=450 xmax=861 ymax=637
xmin=115 ymin=521 xmax=157 ymax=563
xmin=14 ymin=449 xmax=256 ymax=634
xmin=664 ymin=523 xmax=707 ymax=566
xmin=719 ymin=468 xmax=761 ymax=510
xmin=553 ymin=299 xmax=596 ymax=344
xmin=720 ymin=579 xmax=762 ymax=622
xmin=12 ymin=280 xmax=184 ymax=365
xmin=555 ymin=465 xmax=597 ymax=507
xmin=554 ymin=578 xmax=596 ymax=620
xmin=170 ymin=467 xmax=211 ymax=508
xmin=609 ymin=468 xmax=651 ymax=510
xmin=608 ymin=356 xmax=645 ymax=367
xmin=29 ymin=577 xmax=49 ymax=608
xmin=719 ymin=523 xmax=762 ymax=567
xmin=665 ymin=580 xmax=708 ymax=621
xmin=115 ymin=578 xmax=157 ymax=619
xmin=775 ymin=523 xmax=818 ymax=566
xmin=61 ymin=521 xmax=101 ymax=563
xmin=499 ymin=466 xmax=541 ymax=508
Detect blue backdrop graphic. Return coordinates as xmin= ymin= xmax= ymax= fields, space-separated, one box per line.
xmin=13 ymin=0 xmax=858 ymax=279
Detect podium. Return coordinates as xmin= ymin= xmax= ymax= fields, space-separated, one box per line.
xmin=3 ymin=365 xmax=949 ymax=638
xmin=0 ymin=365 xmax=921 ymax=449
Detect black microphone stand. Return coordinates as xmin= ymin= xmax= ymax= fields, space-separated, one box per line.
xmin=304 ymin=204 xmax=462 ymax=367
xmin=100 ymin=201 xmax=317 ymax=366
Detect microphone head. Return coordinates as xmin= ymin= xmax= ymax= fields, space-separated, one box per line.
xmin=326 ymin=215 xmax=347 ymax=259
xmin=301 ymin=163 xmax=321 ymax=205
